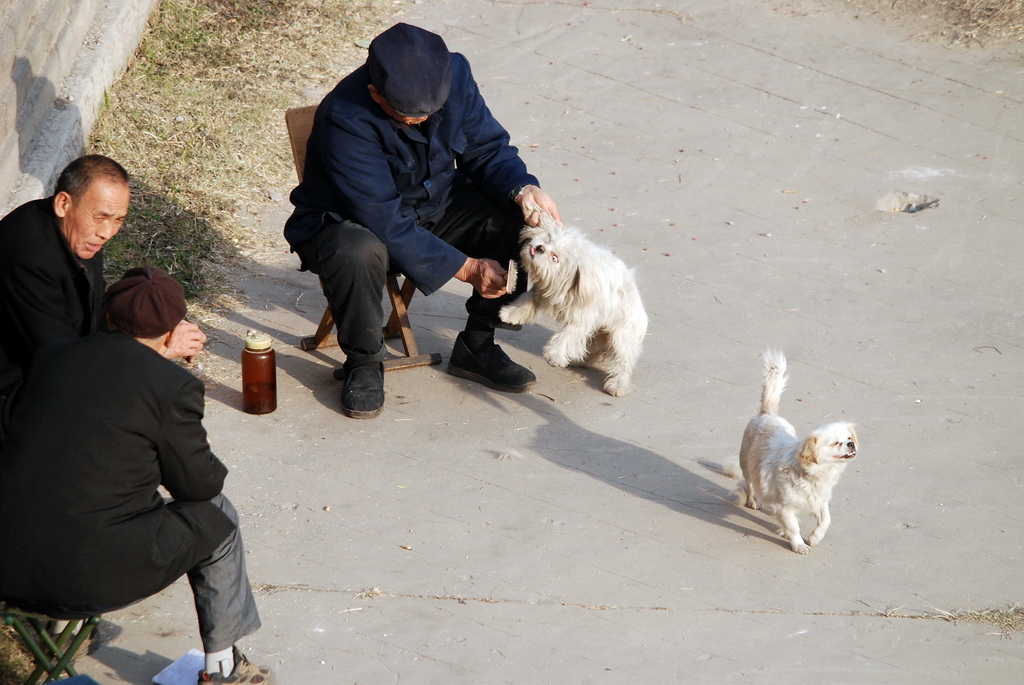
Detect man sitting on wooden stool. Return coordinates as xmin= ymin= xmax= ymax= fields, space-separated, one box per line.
xmin=284 ymin=22 xmax=562 ymax=419
xmin=0 ymin=267 xmax=272 ymax=684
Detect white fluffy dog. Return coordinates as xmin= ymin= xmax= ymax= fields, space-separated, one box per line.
xmin=738 ymin=350 xmax=857 ymax=554
xmin=499 ymin=215 xmax=647 ymax=396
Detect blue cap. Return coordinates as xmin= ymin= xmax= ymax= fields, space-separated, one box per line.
xmin=367 ymin=23 xmax=452 ymax=117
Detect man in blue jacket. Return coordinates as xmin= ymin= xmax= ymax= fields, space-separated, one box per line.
xmin=285 ymin=23 xmax=561 ymax=419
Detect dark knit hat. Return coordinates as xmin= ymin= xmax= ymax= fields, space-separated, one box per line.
xmin=105 ymin=267 xmax=187 ymax=338
xmin=367 ymin=23 xmax=452 ymax=117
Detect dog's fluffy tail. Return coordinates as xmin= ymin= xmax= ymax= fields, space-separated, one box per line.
xmin=759 ymin=349 xmax=788 ymax=416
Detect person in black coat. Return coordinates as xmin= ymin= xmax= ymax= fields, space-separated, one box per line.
xmin=0 ymin=155 xmax=207 ymax=439
xmin=0 ymin=267 xmax=273 ymax=683
xmin=285 ymin=23 xmax=563 ymax=419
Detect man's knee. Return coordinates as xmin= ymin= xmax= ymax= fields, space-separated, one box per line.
xmin=210 ymin=493 xmax=239 ymax=526
xmin=307 ymin=221 xmax=387 ymax=279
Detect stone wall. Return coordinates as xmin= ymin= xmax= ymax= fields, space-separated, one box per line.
xmin=1 ymin=0 xmax=159 ymax=213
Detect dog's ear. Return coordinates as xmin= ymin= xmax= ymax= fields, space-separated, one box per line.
xmin=567 ymin=263 xmax=597 ymax=308
xmin=798 ymin=435 xmax=819 ymax=464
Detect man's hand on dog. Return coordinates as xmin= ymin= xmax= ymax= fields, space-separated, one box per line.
xmin=516 ymin=185 xmax=562 ymax=227
xmin=455 ymin=257 xmax=508 ymax=298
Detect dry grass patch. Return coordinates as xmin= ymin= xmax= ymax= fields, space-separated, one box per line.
xmin=0 ymin=624 xmax=32 ymax=685
xmin=946 ymin=604 xmax=1024 ymax=635
xmin=847 ymin=0 xmax=1024 ymax=45
xmin=938 ymin=0 xmax=1024 ymax=44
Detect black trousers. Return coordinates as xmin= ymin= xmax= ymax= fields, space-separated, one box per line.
xmin=296 ymin=184 xmax=524 ymax=364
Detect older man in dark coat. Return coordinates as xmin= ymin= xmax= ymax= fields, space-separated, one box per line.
xmin=285 ymin=22 xmax=562 ymax=419
xmin=0 ymin=267 xmax=272 ymax=684
xmin=0 ymin=155 xmax=206 ymax=439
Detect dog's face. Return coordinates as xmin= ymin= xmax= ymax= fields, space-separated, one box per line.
xmin=798 ymin=422 xmax=858 ymax=465
xmin=519 ymin=223 xmax=592 ymax=304
xmin=520 ymin=222 xmax=569 ymax=277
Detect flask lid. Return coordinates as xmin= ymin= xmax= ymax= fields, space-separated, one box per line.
xmin=245 ymin=330 xmax=272 ymax=351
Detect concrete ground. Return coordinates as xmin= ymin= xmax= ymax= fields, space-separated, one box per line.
xmin=75 ymin=0 xmax=1023 ymax=683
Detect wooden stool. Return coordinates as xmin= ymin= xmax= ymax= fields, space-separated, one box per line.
xmin=300 ymin=273 xmax=442 ymax=371
xmin=285 ymin=105 xmax=441 ymax=371
xmin=3 ymin=606 xmax=100 ymax=684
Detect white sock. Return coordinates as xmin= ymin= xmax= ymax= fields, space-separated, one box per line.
xmin=205 ymin=646 xmax=234 ymax=677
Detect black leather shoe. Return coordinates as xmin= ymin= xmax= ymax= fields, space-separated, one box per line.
xmin=448 ymin=333 xmax=536 ymax=392
xmin=340 ymin=363 xmax=384 ymax=419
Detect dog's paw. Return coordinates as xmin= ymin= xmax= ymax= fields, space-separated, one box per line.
xmin=782 ymin=531 xmax=810 ymax=554
xmin=807 ymin=531 xmax=825 ymax=547
xmin=544 ymin=353 xmax=570 ymax=368
xmin=603 ymin=375 xmax=631 ymax=397
xmin=499 ymin=304 xmax=528 ymax=326
xmin=543 ymin=347 xmax=570 ymax=368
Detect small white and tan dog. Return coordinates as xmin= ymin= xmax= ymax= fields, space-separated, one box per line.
xmin=737 ymin=350 xmax=857 ymax=554
xmin=499 ymin=213 xmax=647 ymax=396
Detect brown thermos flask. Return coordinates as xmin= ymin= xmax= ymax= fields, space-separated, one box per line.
xmin=242 ymin=330 xmax=276 ymax=414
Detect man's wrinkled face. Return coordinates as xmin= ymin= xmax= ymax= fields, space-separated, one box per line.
xmin=53 ymin=177 xmax=130 ymax=260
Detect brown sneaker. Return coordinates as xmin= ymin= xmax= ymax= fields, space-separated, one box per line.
xmin=198 ymin=646 xmax=273 ymax=684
